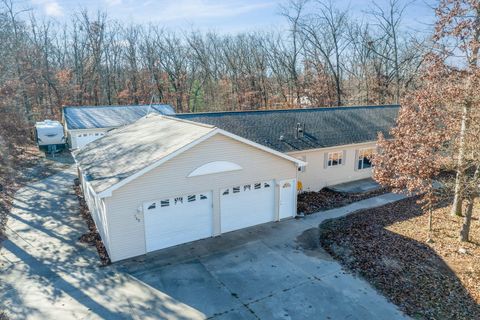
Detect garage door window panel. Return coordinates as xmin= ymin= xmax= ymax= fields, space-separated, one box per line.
xmin=147 ymin=203 xmax=156 ymax=210
xmin=160 ymin=200 xmax=170 ymax=207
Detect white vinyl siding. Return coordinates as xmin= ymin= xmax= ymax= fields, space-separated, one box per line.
xmin=291 ymin=142 xmax=376 ymax=192
xmin=104 ymin=134 xmax=297 ymax=262
xmin=80 ymin=171 xmax=111 ymax=257
xmin=69 ymin=129 xmax=108 ymax=149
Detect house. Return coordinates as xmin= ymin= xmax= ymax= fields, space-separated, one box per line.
xmin=73 ymin=114 xmax=305 ymax=262
xmin=63 ymin=104 xmax=175 ymax=149
xmin=176 ymin=105 xmax=399 ymax=191
xmin=73 ymin=105 xmax=399 ymax=262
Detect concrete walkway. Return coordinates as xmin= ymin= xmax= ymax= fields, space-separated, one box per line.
xmin=1 ymin=167 xmax=407 ymax=320
xmin=329 ymin=178 xmax=381 ymax=193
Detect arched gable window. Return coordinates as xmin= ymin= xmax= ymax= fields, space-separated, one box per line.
xmin=187 ymin=161 xmax=242 ymax=177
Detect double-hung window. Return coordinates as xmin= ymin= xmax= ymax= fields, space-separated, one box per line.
xmin=357 ymin=148 xmax=375 ymax=170
xmin=327 ymin=151 xmax=343 ymax=167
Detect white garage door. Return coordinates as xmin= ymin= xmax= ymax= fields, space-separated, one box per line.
xmin=75 ymin=131 xmax=105 ymax=149
xmin=144 ymin=191 xmax=213 ymax=252
xmin=220 ymin=180 xmax=275 ymax=233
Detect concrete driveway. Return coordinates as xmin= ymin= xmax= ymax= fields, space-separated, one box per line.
xmin=1 ymin=166 xmax=408 ymax=319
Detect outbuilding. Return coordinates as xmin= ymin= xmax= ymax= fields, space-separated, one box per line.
xmin=63 ymin=104 xmax=174 ymax=149
xmin=74 ymin=114 xmax=305 ymax=262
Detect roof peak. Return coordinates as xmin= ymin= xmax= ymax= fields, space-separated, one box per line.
xmin=178 ymin=104 xmax=400 ymax=117
xmin=63 ymin=104 xmax=171 ymax=110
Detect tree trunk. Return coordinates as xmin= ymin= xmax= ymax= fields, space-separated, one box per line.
xmin=451 ymin=102 xmax=470 ymax=216
xmin=460 ymin=195 xmax=474 ymax=242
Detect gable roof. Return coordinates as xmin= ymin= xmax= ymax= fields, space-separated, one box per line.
xmin=63 ymin=104 xmax=175 ymax=130
xmin=74 ymin=114 xmax=305 ymax=196
xmin=176 ymin=105 xmax=400 ymax=153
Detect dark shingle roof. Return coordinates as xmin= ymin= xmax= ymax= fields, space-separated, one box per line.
xmin=64 ymin=104 xmax=175 ymax=130
xmin=176 ymin=105 xmax=399 ymax=152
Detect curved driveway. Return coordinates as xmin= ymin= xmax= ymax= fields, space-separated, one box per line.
xmin=1 ymin=167 xmax=408 ymax=320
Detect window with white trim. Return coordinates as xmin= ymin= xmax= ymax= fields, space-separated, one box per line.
xmin=327 ymin=151 xmax=343 ymax=167
xmin=358 ymin=148 xmax=375 ymax=170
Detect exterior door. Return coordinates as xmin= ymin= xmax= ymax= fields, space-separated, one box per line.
xmin=279 ymin=179 xmax=296 ymax=219
xmin=143 ymin=191 xmax=213 ymax=252
xmin=220 ymin=180 xmax=275 ymax=233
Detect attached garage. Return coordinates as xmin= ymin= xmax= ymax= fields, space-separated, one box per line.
xmin=74 ymin=114 xmax=305 ymax=262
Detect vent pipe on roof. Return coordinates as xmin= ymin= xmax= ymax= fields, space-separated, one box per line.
xmin=295 ymin=123 xmax=305 ymax=139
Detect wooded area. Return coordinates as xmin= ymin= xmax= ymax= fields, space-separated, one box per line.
xmin=374 ymin=0 xmax=480 ymax=242
xmin=0 ymin=0 xmax=424 ymax=160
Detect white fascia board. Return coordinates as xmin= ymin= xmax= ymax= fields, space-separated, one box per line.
xmin=68 ymin=128 xmax=112 ymax=134
xmin=216 ymin=129 xmax=307 ymax=166
xmin=286 ymin=141 xmax=378 ymax=155
xmin=97 ymin=129 xmax=218 ymax=198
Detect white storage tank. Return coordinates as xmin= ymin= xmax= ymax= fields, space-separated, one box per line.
xmin=35 ymin=120 xmax=66 ymax=151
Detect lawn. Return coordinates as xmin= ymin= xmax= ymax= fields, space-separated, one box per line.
xmin=319 ymin=196 xmax=480 ymax=320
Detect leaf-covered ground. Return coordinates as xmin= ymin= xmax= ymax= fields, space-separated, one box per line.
xmin=297 ymin=187 xmax=388 ymax=214
xmin=74 ymin=185 xmax=111 ymax=265
xmin=319 ymin=197 xmax=480 ymax=320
